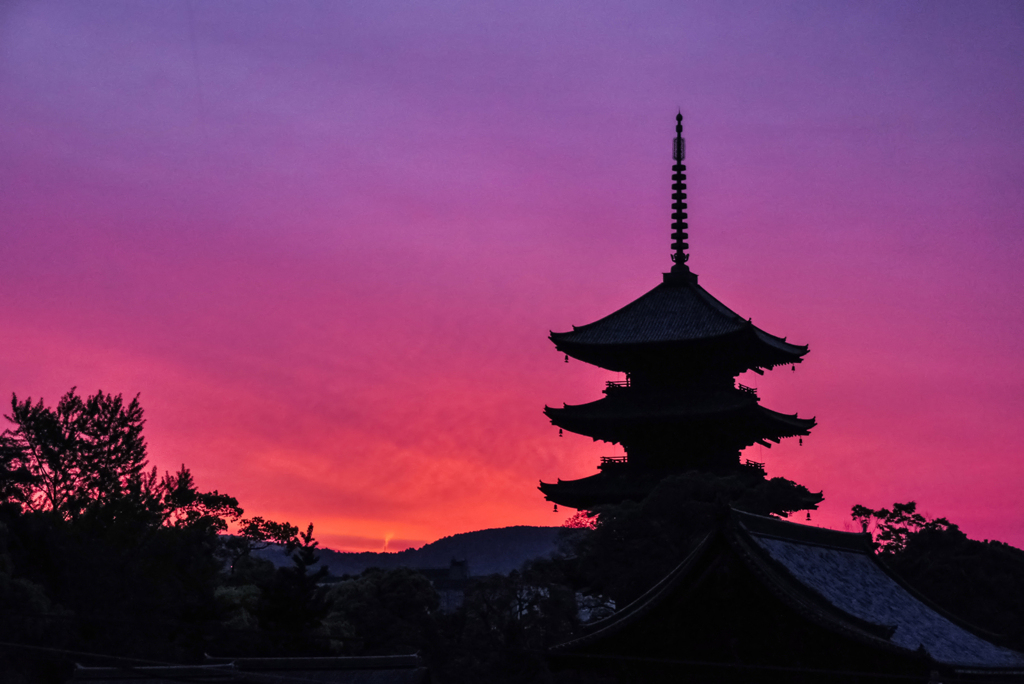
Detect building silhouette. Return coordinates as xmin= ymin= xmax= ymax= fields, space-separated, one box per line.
xmin=540 ymin=114 xmax=817 ymax=511
xmin=549 ymin=510 xmax=1024 ymax=683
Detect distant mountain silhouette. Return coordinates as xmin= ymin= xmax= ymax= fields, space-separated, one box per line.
xmin=252 ymin=525 xmax=563 ymax=577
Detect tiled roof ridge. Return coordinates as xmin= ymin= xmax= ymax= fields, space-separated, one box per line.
xmin=690 ymin=279 xmax=810 ymax=359
xmin=551 ymin=519 xmax=908 ymax=658
xmin=727 ymin=519 xmax=911 ymax=655
xmin=548 ymin=532 xmax=718 ymax=653
xmin=688 ymin=278 xmax=742 ymax=320
xmin=74 ymin=663 xmax=234 ymax=679
xmin=735 ymin=512 xmax=1024 ymax=669
xmin=203 ymin=653 xmax=424 ymax=670
xmin=733 ymin=509 xmax=870 ymax=552
xmin=550 ymin=279 xmax=746 ymax=344
xmin=872 ymin=554 xmax=1016 ymax=651
xmin=549 ymin=277 xmax=810 ymax=370
xmin=752 ymin=325 xmax=809 ymax=356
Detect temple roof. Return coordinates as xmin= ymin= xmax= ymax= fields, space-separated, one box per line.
xmin=538 ymin=469 xmax=666 ymax=510
xmin=549 ymin=271 xmax=808 ymax=373
xmin=545 ymin=388 xmax=814 ymax=446
xmin=73 ymin=655 xmax=430 ymax=683
xmin=553 ymin=511 xmax=1024 ymax=673
xmin=738 ymin=516 xmax=1024 ymax=669
xmin=538 ymin=469 xmax=824 ymax=512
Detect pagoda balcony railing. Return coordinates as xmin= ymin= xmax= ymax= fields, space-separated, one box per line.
xmin=743 ymin=459 xmax=765 ymax=473
xmin=600 ymin=456 xmax=628 ymax=466
xmin=604 ymin=379 xmax=630 ymax=394
xmin=736 ymin=383 xmax=759 ymax=398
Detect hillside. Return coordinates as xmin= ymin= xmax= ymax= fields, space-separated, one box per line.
xmin=253 ymin=525 xmax=563 ymax=577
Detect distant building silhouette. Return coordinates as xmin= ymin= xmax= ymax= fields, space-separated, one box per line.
xmin=541 ymin=113 xmax=817 ymax=511
xmin=417 ymin=558 xmax=471 ymax=612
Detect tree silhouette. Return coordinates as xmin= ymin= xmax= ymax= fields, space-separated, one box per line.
xmin=223 ymin=516 xmax=299 ymax=576
xmin=257 ymin=523 xmax=331 ymax=653
xmin=0 ymin=388 xmax=307 ymax=674
xmin=570 ymin=470 xmax=825 ymax=604
xmin=1 ymin=389 xmax=151 ymax=521
xmin=851 ymin=501 xmax=1024 ymax=650
xmin=851 ymin=501 xmax=955 ymax=554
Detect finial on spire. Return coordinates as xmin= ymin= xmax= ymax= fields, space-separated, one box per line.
xmin=670 ymin=112 xmax=689 ymax=270
xmin=673 ymin=112 xmax=684 ymax=161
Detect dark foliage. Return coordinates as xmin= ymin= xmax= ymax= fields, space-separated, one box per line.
xmin=255 ymin=523 xmax=331 ymax=654
xmin=252 ymin=525 xmax=561 ymax=578
xmin=1 ymin=390 xmax=152 ymax=522
xmin=327 ymin=567 xmax=441 ymax=655
xmin=0 ymin=389 xmax=297 ymax=681
xmin=438 ymin=559 xmax=578 ymax=684
xmin=851 ymin=501 xmax=956 ymax=554
xmin=3 ymin=387 xmax=1020 ymax=684
xmin=222 ymin=516 xmax=299 ymax=576
xmin=570 ymin=469 xmax=823 ymax=604
xmin=852 ymin=502 xmax=1024 ymax=651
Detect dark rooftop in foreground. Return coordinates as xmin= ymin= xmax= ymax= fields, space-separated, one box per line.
xmin=550 ymin=510 xmax=1024 ymax=682
xmin=72 ymin=654 xmax=429 ymax=684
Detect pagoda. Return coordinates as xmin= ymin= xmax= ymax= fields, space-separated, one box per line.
xmin=540 ymin=113 xmax=817 ymax=511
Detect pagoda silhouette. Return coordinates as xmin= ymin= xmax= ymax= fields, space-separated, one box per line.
xmin=540 ymin=113 xmax=817 ymax=511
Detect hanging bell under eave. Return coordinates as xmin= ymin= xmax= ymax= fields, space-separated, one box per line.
xmin=565 ymin=354 xmax=569 ymax=363
xmin=799 ymin=438 xmax=803 ymax=446
xmin=792 ymin=365 xmax=796 ymax=372
xmin=553 ymin=504 xmax=558 ymax=513
xmin=559 ymin=429 xmax=563 ymax=437
xmin=806 ymin=511 xmax=811 ymax=521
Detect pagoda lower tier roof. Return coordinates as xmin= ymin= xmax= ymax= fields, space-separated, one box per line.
xmin=550 ymin=270 xmax=808 ymax=374
xmin=540 ymin=470 xmax=657 ymax=510
xmin=545 ymin=388 xmax=815 ymax=447
xmin=538 ymin=467 xmax=823 ymax=511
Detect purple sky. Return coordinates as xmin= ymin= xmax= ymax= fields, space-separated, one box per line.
xmin=1 ymin=1 xmax=1022 ymax=551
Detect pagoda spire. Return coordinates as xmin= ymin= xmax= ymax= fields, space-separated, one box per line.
xmin=542 ymin=112 xmax=815 ymax=511
xmin=670 ymin=112 xmax=689 ymax=271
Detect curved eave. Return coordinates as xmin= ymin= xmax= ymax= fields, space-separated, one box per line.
xmin=538 ymin=472 xmax=656 ymax=509
xmin=551 ymin=323 xmax=809 ymax=374
xmin=545 ymin=389 xmax=755 ymax=420
xmin=549 ymin=329 xmax=742 ymax=374
xmin=750 ymin=325 xmax=809 ymax=365
xmin=548 ymin=276 xmax=809 ymax=371
xmin=550 ymin=532 xmax=720 ymax=653
xmin=547 ymin=279 xmax=747 ymax=348
xmin=756 ymin=405 xmax=817 ymax=433
xmin=545 ymin=399 xmax=815 ymax=442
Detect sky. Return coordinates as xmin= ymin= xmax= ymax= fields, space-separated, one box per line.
xmin=1 ymin=1 xmax=1022 ymax=552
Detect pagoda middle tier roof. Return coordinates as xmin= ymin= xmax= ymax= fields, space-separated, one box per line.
xmin=545 ymin=387 xmax=815 ymax=445
xmin=550 ymin=270 xmax=808 ymax=374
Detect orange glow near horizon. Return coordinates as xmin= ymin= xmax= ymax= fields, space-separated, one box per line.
xmin=1 ymin=2 xmax=1022 ymax=552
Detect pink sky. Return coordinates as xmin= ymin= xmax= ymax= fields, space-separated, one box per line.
xmin=1 ymin=1 xmax=1022 ymax=551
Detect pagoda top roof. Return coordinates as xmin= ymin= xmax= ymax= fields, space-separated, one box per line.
xmin=550 ymin=269 xmax=808 ymax=371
